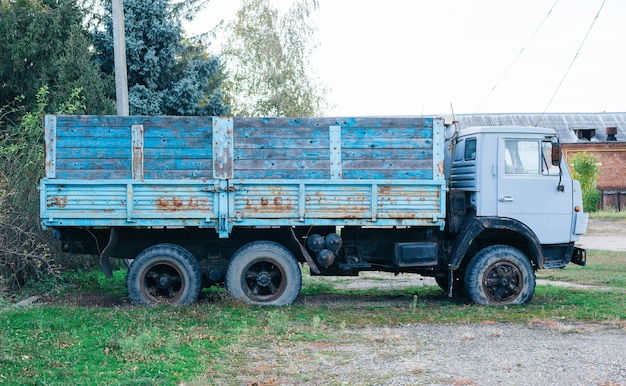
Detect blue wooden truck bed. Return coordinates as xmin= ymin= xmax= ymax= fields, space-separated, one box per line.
xmin=40 ymin=115 xmax=446 ymax=237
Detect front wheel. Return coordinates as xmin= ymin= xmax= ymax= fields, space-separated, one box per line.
xmin=226 ymin=241 xmax=302 ymax=306
xmin=464 ymin=245 xmax=535 ymax=306
xmin=126 ymin=244 xmax=202 ymax=306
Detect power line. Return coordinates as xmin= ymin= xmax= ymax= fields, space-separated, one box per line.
xmin=535 ymin=0 xmax=606 ymax=126
xmin=475 ymin=0 xmax=560 ymax=113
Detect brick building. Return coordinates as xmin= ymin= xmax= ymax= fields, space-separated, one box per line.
xmin=455 ymin=112 xmax=626 ymax=210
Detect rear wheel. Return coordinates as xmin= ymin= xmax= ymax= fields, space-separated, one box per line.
xmin=464 ymin=245 xmax=535 ymax=305
xmin=226 ymin=241 xmax=301 ymax=306
xmin=126 ymin=244 xmax=202 ymax=306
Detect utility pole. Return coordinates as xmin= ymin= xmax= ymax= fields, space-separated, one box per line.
xmin=111 ymin=0 xmax=129 ymax=116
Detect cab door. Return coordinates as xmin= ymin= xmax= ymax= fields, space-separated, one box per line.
xmin=497 ymin=137 xmax=573 ymax=244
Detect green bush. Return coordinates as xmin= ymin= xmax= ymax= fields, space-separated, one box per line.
xmin=1 ymin=86 xmax=84 ymax=293
xmin=570 ymin=152 xmax=601 ymax=212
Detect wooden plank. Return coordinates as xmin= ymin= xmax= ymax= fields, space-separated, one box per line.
xmin=132 ymin=124 xmax=144 ymax=180
xmin=55 ymin=115 xmax=211 ymax=129
xmin=56 ymin=159 xmax=131 ymax=171
xmin=56 ymin=147 xmax=131 ymax=159
xmin=234 ymin=159 xmax=329 ymax=170
xmin=235 ymin=126 xmax=330 ymax=139
xmin=145 ymin=159 xmax=213 ymax=172
xmin=235 ymin=138 xmax=329 ymax=149
xmin=342 ymin=170 xmax=433 ymax=180
xmin=44 ymin=115 xmax=56 ymax=178
xmin=341 ymin=137 xmax=433 ymax=149
xmin=234 ymin=148 xmax=324 ymax=160
xmin=341 ymin=127 xmax=433 ymax=139
xmin=143 ymin=137 xmax=213 ymax=148
xmin=342 ymin=159 xmax=432 ymax=170
xmin=144 ymin=126 xmax=212 ymax=138
xmin=213 ymin=117 xmax=234 ymax=179
xmin=329 ymin=125 xmax=342 ymax=179
xmin=56 ymin=138 xmax=130 ymax=150
xmin=342 ymin=148 xmax=433 ymax=160
xmin=144 ymin=170 xmax=213 ymax=179
xmin=53 ymin=169 xmax=131 ymax=179
xmin=235 ymin=116 xmax=433 ymax=129
xmin=144 ymin=148 xmax=212 ymax=160
xmin=55 ymin=126 xmax=130 ymax=138
xmin=234 ymin=169 xmax=330 ymax=179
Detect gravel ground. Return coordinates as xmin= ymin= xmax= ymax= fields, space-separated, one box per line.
xmin=215 ymin=321 xmax=626 ymax=385
xmin=210 ymin=218 xmax=626 ymax=386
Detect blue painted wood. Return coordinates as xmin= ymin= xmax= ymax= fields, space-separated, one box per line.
xmin=41 ymin=115 xmax=447 ymax=235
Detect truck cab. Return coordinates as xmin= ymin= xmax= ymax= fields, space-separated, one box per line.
xmin=446 ymin=126 xmax=587 ymax=296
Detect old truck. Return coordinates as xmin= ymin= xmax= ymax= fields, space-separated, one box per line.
xmin=40 ymin=115 xmax=588 ymax=306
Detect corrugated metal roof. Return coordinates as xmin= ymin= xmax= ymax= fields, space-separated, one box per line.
xmin=454 ymin=113 xmax=626 ymax=143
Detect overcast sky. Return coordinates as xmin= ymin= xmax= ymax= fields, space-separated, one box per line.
xmin=185 ymin=0 xmax=625 ymax=116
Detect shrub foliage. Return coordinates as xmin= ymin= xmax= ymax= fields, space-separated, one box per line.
xmin=0 ymin=87 xmax=84 ymax=293
xmin=570 ymin=152 xmax=601 ymax=212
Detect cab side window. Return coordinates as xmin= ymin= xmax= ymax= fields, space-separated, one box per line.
xmin=541 ymin=141 xmax=560 ymax=175
xmin=504 ymin=140 xmax=539 ymax=174
xmin=465 ymin=138 xmax=476 ymax=161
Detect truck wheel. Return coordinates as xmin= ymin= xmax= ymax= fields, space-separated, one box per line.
xmin=225 ymin=241 xmax=302 ymax=306
xmin=464 ymin=245 xmax=535 ymax=306
xmin=126 ymin=244 xmax=202 ymax=306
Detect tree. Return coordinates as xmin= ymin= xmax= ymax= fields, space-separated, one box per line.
xmin=94 ymin=0 xmax=228 ymax=116
xmin=0 ymin=0 xmax=115 ymax=116
xmin=221 ymin=0 xmax=327 ymax=117
xmin=570 ymin=152 xmax=601 ymax=212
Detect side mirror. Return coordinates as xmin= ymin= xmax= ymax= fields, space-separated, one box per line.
xmin=551 ymin=142 xmax=562 ymax=166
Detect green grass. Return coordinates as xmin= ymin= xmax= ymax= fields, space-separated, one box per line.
xmin=537 ymin=249 xmax=626 ymax=288
xmin=589 ymin=209 xmax=626 ymax=220
xmin=2 ymin=283 xmax=626 ymax=385
xmin=1 ymin=245 xmax=625 ymax=385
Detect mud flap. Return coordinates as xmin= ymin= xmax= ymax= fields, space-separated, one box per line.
xmin=99 ymin=228 xmax=118 ymax=278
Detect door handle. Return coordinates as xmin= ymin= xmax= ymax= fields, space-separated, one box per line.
xmin=499 ymin=196 xmax=514 ymax=202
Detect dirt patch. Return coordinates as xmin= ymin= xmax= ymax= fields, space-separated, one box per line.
xmin=577 ymin=217 xmax=626 ymax=251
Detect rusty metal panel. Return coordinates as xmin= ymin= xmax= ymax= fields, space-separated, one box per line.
xmin=232 ymin=182 xmax=301 ymax=221
xmin=376 ymin=183 xmax=444 ymax=219
xmin=213 ymin=117 xmax=233 ymax=179
xmin=228 ymin=179 xmax=446 ymax=229
xmin=41 ymin=179 xmax=219 ymax=228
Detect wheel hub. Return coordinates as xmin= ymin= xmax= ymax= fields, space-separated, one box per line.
xmin=158 ymin=275 xmax=170 ymax=288
xmin=256 ymin=271 xmax=272 ymax=287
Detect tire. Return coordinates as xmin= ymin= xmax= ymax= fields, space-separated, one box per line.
xmin=126 ymin=243 xmax=202 ymax=306
xmin=464 ymin=245 xmax=535 ymax=306
xmin=225 ymin=241 xmax=302 ymax=306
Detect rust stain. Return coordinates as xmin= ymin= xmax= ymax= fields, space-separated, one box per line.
xmin=261 ymin=197 xmax=268 ymax=205
xmin=156 ymin=197 xmax=209 ymax=212
xmin=378 ymin=186 xmax=393 ymax=194
xmin=48 ymin=196 xmax=67 ymax=208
